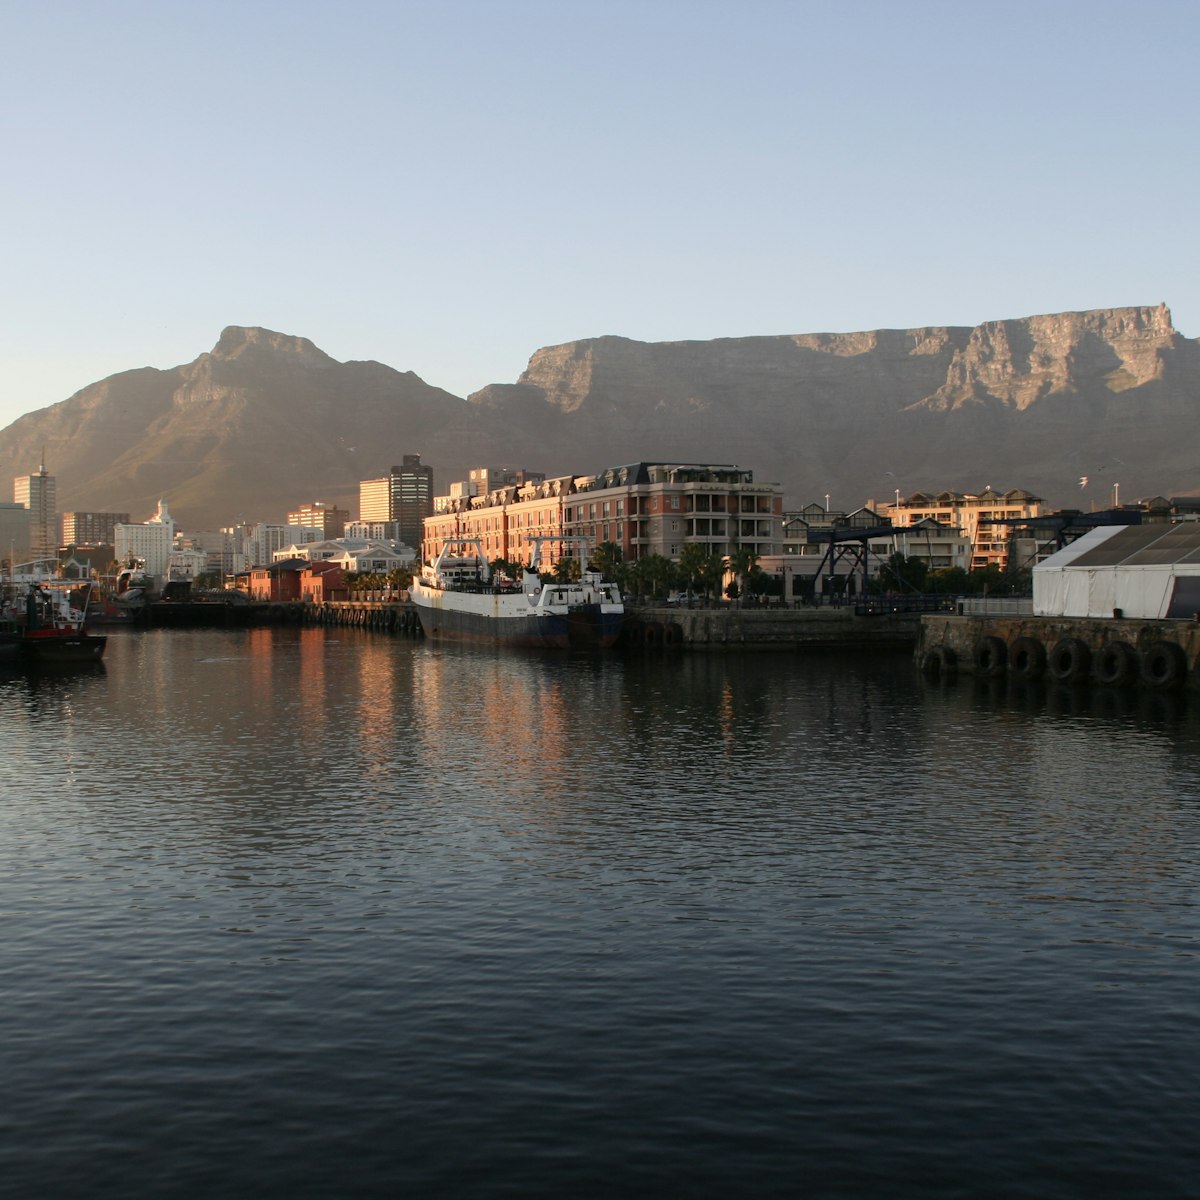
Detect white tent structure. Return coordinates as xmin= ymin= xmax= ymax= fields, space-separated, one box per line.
xmin=1033 ymin=524 xmax=1200 ymax=619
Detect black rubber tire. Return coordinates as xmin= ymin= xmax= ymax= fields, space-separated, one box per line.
xmin=973 ymin=636 xmax=1007 ymax=678
xmin=1047 ymin=638 xmax=1091 ymax=683
xmin=921 ymin=645 xmax=958 ymax=680
xmin=1008 ymin=636 xmax=1046 ymax=681
xmin=1095 ymin=640 xmax=1138 ymax=687
xmin=1139 ymin=640 xmax=1187 ymax=689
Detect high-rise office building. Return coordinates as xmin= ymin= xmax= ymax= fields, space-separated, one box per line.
xmin=62 ymin=511 xmax=131 ymax=547
xmin=358 ymin=454 xmax=433 ymax=549
xmin=13 ymin=462 xmax=57 ymax=563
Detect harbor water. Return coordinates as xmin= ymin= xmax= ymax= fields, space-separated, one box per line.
xmin=2 ymin=627 xmax=1198 ymax=1198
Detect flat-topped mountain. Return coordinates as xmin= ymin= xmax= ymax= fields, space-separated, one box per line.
xmin=0 ymin=306 xmax=1195 ymax=530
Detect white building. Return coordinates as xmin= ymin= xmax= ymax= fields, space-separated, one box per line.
xmin=272 ymin=537 xmax=415 ymax=564
xmin=344 ymin=519 xmax=404 ymax=542
xmin=114 ymin=499 xmax=177 ymax=579
xmin=330 ymin=543 xmax=416 ymax=573
xmin=228 ymin=522 xmax=323 ymax=568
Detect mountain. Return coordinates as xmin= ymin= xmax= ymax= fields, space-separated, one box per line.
xmin=469 ymin=304 xmax=1199 ymax=511
xmin=0 ymin=327 xmax=501 ymax=529
xmin=1 ymin=306 xmax=1196 ymax=530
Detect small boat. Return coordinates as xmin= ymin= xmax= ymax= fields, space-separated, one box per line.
xmin=1 ymin=581 xmax=107 ymax=665
xmin=409 ymin=537 xmax=624 ymax=648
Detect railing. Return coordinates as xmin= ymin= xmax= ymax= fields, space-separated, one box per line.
xmin=853 ymin=594 xmax=960 ymax=615
xmin=956 ymin=595 xmax=1034 ymax=616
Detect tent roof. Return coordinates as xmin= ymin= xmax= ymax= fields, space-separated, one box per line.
xmin=1038 ymin=523 xmax=1200 ymax=571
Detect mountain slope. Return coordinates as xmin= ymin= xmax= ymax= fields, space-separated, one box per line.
xmin=1 ymin=307 xmax=1196 ymax=531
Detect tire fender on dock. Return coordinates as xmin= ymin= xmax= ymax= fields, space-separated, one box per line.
xmin=1140 ymin=640 xmax=1187 ymax=689
xmin=1008 ymin=636 xmax=1046 ymax=681
xmin=1047 ymin=638 xmax=1091 ymax=684
xmin=1095 ymin=640 xmax=1138 ymax=687
xmin=921 ymin=645 xmax=958 ymax=680
xmin=972 ymin=636 xmax=1007 ymax=678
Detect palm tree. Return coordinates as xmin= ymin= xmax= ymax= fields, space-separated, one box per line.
xmin=677 ymin=543 xmax=709 ymax=597
xmin=728 ymin=547 xmax=759 ymax=604
xmin=591 ymin=541 xmax=623 ymax=579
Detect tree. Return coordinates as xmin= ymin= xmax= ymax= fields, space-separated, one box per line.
xmin=552 ymin=555 xmax=581 ymax=583
xmin=677 ymin=544 xmax=709 ymax=596
xmin=696 ymin=553 xmax=725 ymax=600
xmin=591 ymin=541 xmax=623 ymax=579
xmin=490 ymin=557 xmax=522 ymax=582
xmin=878 ymin=552 xmax=928 ymax=594
xmin=728 ymin=548 xmax=759 ymax=604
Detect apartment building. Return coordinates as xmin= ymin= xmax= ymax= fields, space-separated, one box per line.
xmin=881 ymin=488 xmax=1042 ymax=570
xmin=424 ymin=461 xmax=783 ymax=567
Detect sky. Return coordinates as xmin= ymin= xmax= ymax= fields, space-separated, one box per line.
xmin=2 ymin=0 xmax=1198 ymax=429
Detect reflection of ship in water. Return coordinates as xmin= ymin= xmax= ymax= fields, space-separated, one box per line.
xmin=1 ymin=579 xmax=107 ymax=665
xmin=410 ymin=537 xmax=624 ymax=648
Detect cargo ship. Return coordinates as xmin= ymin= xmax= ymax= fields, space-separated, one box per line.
xmin=409 ymin=538 xmax=624 ymax=648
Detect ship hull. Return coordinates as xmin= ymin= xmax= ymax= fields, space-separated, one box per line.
xmin=409 ymin=585 xmax=622 ymax=648
xmin=21 ymin=632 xmax=108 ymax=665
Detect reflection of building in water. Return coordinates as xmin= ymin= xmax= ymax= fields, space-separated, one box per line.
xmin=410 ymin=655 xmax=571 ymax=794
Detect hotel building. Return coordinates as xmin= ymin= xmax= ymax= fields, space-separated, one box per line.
xmin=424 ymin=462 xmax=783 ymax=567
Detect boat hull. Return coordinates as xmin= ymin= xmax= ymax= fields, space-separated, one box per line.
xmin=410 ymin=585 xmax=622 ymax=648
xmin=21 ymin=632 xmax=108 ymax=665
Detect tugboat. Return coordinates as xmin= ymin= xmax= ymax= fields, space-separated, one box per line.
xmin=1 ymin=581 xmax=107 ymax=665
xmin=409 ymin=537 xmax=624 ymax=648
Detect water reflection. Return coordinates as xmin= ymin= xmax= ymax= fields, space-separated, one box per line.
xmin=2 ymin=630 xmax=1198 ymax=1198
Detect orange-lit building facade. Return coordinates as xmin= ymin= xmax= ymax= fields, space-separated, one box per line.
xmin=879 ymin=488 xmax=1043 ymax=571
xmin=423 ymin=462 xmax=783 ymax=568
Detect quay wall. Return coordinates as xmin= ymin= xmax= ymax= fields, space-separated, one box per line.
xmin=627 ymin=606 xmax=919 ymax=652
xmin=141 ymin=597 xmax=920 ymax=652
xmin=916 ymin=614 xmax=1200 ymax=690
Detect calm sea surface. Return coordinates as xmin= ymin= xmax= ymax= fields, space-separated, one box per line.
xmin=1 ymin=627 xmax=1198 ymax=1198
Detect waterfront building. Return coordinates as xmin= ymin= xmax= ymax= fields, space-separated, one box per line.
xmin=248 ymin=559 xmax=307 ymax=602
xmin=287 ymin=501 xmax=349 ymax=539
xmin=13 ymin=462 xmax=56 ymax=564
xmin=879 ymin=488 xmax=1043 ymax=571
xmin=359 ymin=455 xmax=433 ymax=550
xmin=423 ymin=461 xmax=783 ymax=569
xmin=869 ymin=518 xmax=973 ymax=574
xmin=114 ymin=499 xmax=177 ymax=580
xmin=329 ymin=542 xmax=416 ymax=574
xmin=272 ymin=538 xmax=415 ymax=567
xmin=62 ymin=511 xmax=130 ymax=547
xmin=299 ymin=561 xmax=348 ymax=603
xmin=434 ymin=467 xmax=547 ymax=514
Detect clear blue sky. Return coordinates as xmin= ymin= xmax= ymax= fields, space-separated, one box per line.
xmin=2 ymin=0 xmax=1197 ymax=430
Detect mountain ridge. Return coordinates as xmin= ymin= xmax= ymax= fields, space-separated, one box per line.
xmin=1 ymin=305 xmax=1195 ymax=530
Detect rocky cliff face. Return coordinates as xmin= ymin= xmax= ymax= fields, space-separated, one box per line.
xmin=471 ymin=304 xmax=1197 ymax=509
xmin=0 ymin=307 xmax=1195 ymax=531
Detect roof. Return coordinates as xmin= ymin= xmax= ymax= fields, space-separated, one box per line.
xmin=1038 ymin=523 xmax=1200 ymax=570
